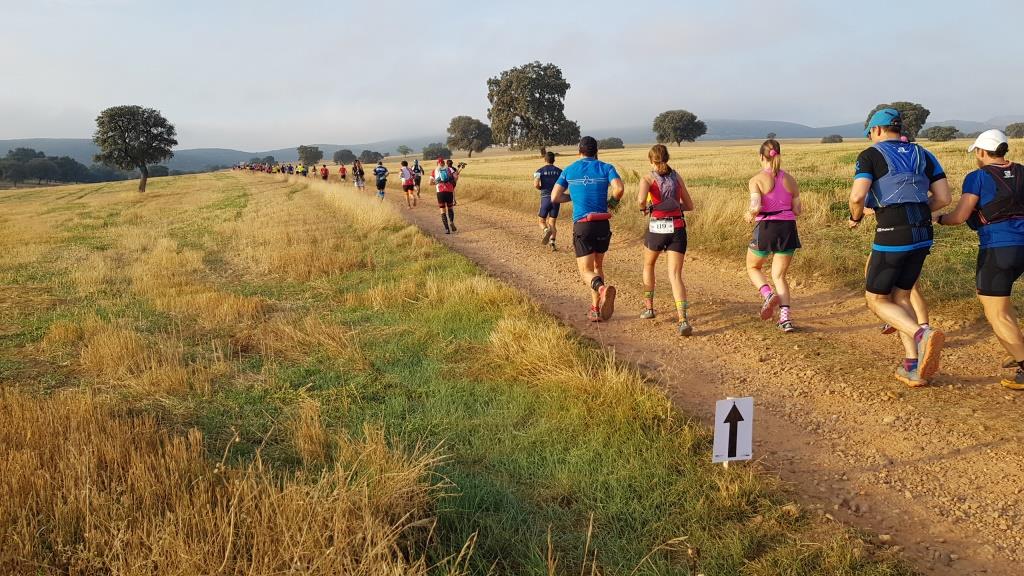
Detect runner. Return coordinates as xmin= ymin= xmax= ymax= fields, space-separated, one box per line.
xmin=373 ymin=161 xmax=389 ymax=200
xmin=534 ymin=151 xmax=563 ymax=251
xmin=550 ymin=136 xmax=625 ymax=322
xmin=352 ymin=160 xmax=366 ymax=191
xmin=412 ymin=159 xmax=424 ymax=198
xmin=338 ymin=163 xmax=347 ymax=182
xmin=319 ymin=164 xmax=329 ymax=181
xmin=399 ymin=160 xmax=417 ymax=208
xmin=297 ymin=163 xmax=305 ymax=177
xmin=430 ymin=157 xmax=457 ymax=234
xmin=933 ymin=130 xmax=1024 ymax=390
xmin=638 ymin=144 xmax=695 ymax=335
xmin=848 ymin=108 xmax=951 ymax=387
xmin=745 ymin=139 xmax=801 ymax=333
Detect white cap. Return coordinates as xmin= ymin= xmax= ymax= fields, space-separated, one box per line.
xmin=968 ymin=129 xmax=1008 ymax=153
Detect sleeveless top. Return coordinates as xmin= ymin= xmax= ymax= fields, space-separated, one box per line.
xmin=756 ymin=170 xmax=796 ymax=222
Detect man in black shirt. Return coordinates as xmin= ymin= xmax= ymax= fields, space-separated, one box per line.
xmin=534 ymin=151 xmax=563 ymax=251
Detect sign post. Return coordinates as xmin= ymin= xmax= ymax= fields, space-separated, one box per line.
xmin=713 ymin=397 xmax=753 ymax=465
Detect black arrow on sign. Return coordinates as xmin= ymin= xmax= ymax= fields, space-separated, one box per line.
xmin=723 ymin=403 xmax=744 ymax=459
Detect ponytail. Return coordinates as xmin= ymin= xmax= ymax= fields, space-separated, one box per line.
xmin=648 ymin=144 xmax=673 ymax=176
xmin=760 ymin=139 xmax=781 ymax=177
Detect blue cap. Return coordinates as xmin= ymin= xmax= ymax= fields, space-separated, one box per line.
xmin=864 ymin=108 xmax=902 ymax=137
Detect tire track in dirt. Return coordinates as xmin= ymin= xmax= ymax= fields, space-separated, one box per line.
xmin=378 ymin=189 xmax=1024 ymax=576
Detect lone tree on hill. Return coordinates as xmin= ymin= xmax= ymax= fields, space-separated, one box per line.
xmin=333 ymin=149 xmax=356 ymax=164
xmin=1006 ymin=123 xmax=1024 ymax=139
xmin=261 ymin=155 xmax=275 ymax=165
xmin=597 ymin=137 xmax=624 ymax=150
xmin=920 ymin=125 xmax=960 ymax=142
xmin=93 ymin=105 xmax=177 ymax=192
xmin=653 ymin=110 xmax=707 ymax=146
xmin=297 ymin=145 xmax=323 ymax=165
xmin=487 ymin=61 xmax=580 ymax=152
xmin=447 ymin=116 xmax=493 ymax=158
xmin=396 ymin=145 xmax=413 ymax=156
xmin=821 ymin=134 xmax=844 ymax=144
xmin=248 ymin=157 xmax=261 ymax=165
xmin=422 ymin=143 xmax=452 ymax=160
xmin=864 ymin=101 xmax=930 ymax=141
xmin=766 ymin=132 xmax=777 ymax=140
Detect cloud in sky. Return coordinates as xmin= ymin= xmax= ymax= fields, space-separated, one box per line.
xmin=1 ymin=0 xmax=1018 ymax=149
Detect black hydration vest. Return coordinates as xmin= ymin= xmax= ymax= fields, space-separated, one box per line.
xmin=970 ymin=163 xmax=1024 ymax=227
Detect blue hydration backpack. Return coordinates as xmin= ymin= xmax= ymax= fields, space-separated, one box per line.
xmin=436 ymin=167 xmax=452 ymax=184
xmin=866 ymin=141 xmax=931 ymax=209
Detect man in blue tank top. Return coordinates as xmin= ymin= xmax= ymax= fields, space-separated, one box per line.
xmin=848 ymin=108 xmax=951 ymax=387
xmin=551 ymin=136 xmax=625 ymax=322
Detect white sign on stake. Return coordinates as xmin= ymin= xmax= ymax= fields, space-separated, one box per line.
xmin=712 ymin=397 xmax=753 ymax=464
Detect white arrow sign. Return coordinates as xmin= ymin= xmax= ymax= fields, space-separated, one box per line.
xmin=713 ymin=397 xmax=753 ymax=463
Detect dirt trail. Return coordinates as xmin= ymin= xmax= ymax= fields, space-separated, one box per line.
xmin=379 ymin=189 xmax=1024 ymax=575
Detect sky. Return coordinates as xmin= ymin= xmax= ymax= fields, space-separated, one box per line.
xmin=2 ymin=0 xmax=1021 ymax=150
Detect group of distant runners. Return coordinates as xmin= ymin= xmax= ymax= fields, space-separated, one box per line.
xmin=539 ymin=111 xmax=1024 ymax=392
xmin=246 ymin=107 xmax=1024 ymax=391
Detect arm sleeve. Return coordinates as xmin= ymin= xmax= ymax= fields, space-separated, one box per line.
xmin=961 ymin=172 xmax=981 ymax=196
xmin=555 ymin=171 xmax=568 ymax=188
xmin=854 ymin=149 xmax=875 ymax=181
xmin=923 ymin=150 xmax=947 ymax=183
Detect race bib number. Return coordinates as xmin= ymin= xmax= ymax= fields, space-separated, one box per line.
xmin=649 ymin=219 xmax=675 ymax=234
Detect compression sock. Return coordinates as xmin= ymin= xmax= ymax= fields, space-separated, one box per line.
xmin=676 ymin=300 xmax=688 ymax=321
xmin=447 ymin=207 xmax=455 ymax=223
xmin=644 ymin=290 xmax=654 ymax=310
xmin=903 ymin=358 xmax=919 ymax=372
xmin=779 ymin=305 xmax=790 ymax=323
xmin=590 ymin=276 xmax=605 ymax=292
xmin=759 ymin=284 xmax=773 ymax=299
xmin=441 ymin=213 xmax=450 ymax=232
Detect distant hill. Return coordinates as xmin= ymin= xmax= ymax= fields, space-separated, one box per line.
xmin=6 ymin=115 xmax=1023 ymax=171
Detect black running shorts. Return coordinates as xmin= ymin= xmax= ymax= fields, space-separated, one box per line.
xmin=436 ymin=192 xmax=454 ymax=207
xmin=865 ymin=247 xmax=930 ymax=295
xmin=573 ymin=220 xmax=612 ymax=258
xmin=976 ymin=245 xmax=1024 ymax=297
xmin=403 ymin=184 xmax=415 ymax=192
xmin=644 ymin=226 xmax=687 ymax=253
xmin=750 ymin=219 xmax=801 ymax=253
xmin=375 ymin=178 xmax=387 ymax=191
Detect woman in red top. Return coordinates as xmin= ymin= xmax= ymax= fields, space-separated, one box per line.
xmin=338 ymin=164 xmax=347 ymax=181
xmin=636 ymin=144 xmax=695 ymax=336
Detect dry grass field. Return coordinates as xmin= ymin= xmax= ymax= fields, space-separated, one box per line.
xmin=0 ymin=169 xmax=918 ymax=574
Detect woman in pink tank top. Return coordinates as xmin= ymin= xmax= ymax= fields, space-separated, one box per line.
xmin=744 ymin=139 xmax=802 ymax=332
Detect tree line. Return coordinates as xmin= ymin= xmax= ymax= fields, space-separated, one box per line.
xmin=0 ymin=147 xmax=148 ymax=187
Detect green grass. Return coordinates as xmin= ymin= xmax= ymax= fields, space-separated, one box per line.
xmin=1 ymin=173 xmax=913 ymax=575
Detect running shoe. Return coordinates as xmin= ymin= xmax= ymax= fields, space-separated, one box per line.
xmin=759 ymin=292 xmax=779 ymax=321
xmin=880 ymin=323 xmax=897 ymax=335
xmin=598 ymin=285 xmax=616 ymax=321
xmin=542 ymin=227 xmax=552 ymax=245
xmin=1002 ymin=368 xmax=1024 ymax=390
xmin=778 ymin=320 xmax=795 ymax=333
xmin=444 ymin=229 xmax=451 ymax=235
xmin=639 ymin=308 xmax=656 ymax=320
xmin=450 ymin=224 xmax=458 ymax=233
xmin=549 ymin=240 xmax=557 ymax=252
xmin=678 ymin=319 xmax=693 ymax=337
xmin=915 ymin=327 xmax=946 ymax=380
xmin=588 ymin=308 xmax=601 ymax=322
xmin=894 ymin=365 xmax=926 ymax=388
xmin=1002 ymin=356 xmax=1018 ymax=369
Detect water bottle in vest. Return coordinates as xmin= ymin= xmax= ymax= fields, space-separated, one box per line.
xmin=866 ymin=141 xmax=931 ymax=209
